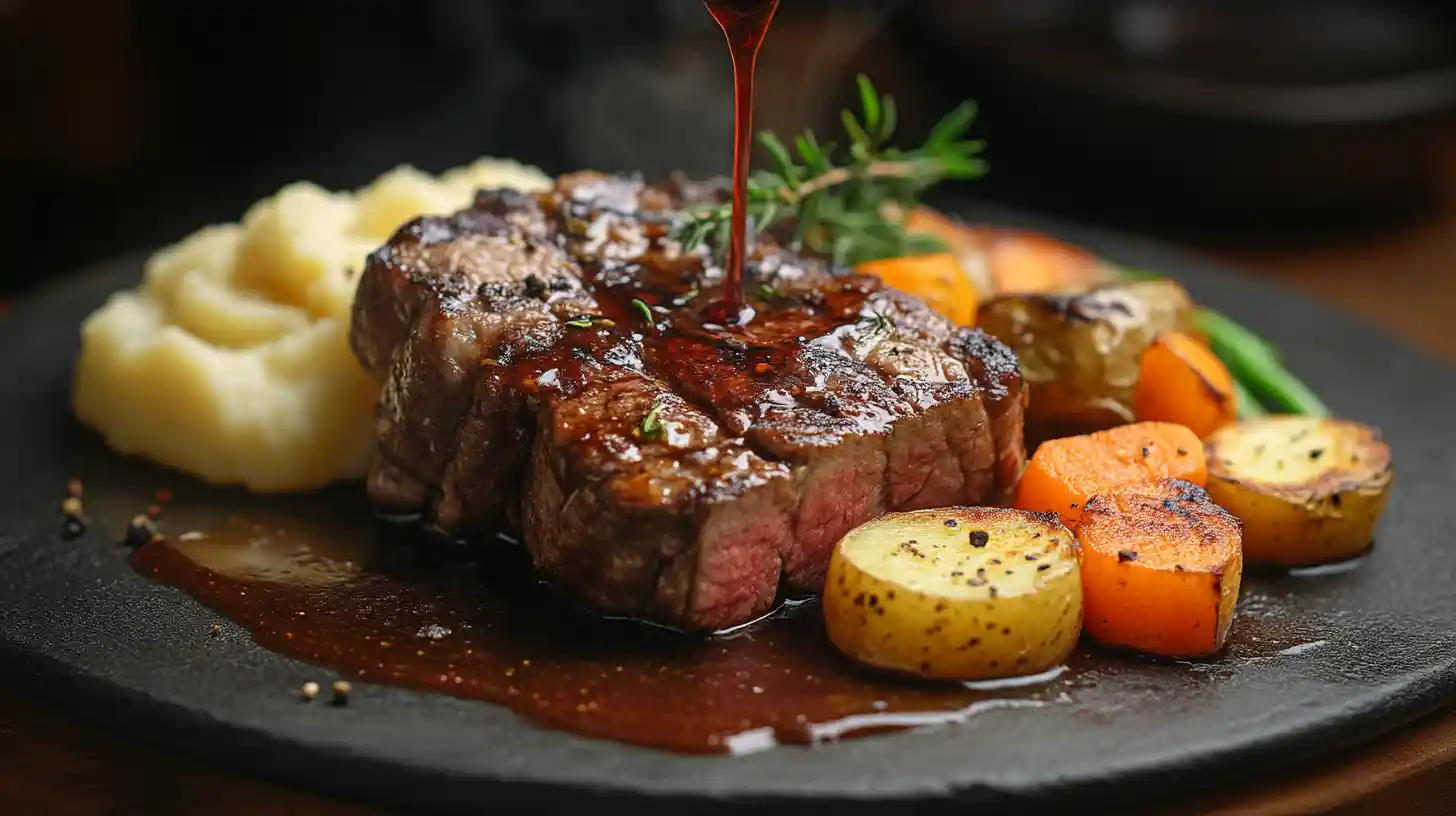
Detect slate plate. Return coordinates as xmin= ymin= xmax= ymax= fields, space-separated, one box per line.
xmin=3 ymin=204 xmax=1456 ymax=815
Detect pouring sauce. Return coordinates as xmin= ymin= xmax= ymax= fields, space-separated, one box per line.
xmin=703 ymin=0 xmax=781 ymax=321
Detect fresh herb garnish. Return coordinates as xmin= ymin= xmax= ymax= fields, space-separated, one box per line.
xmin=639 ymin=401 xmax=666 ymax=442
xmin=676 ymin=74 xmax=986 ymax=267
xmin=758 ymin=284 xmax=784 ymax=301
xmin=564 ymin=316 xmax=595 ymax=329
xmin=631 ymin=298 xmax=656 ymax=327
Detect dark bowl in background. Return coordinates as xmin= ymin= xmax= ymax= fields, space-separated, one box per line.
xmin=897 ymin=0 xmax=1456 ymax=240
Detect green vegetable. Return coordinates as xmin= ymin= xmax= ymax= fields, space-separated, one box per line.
xmin=1117 ymin=266 xmax=1327 ymax=418
xmin=631 ymin=298 xmax=655 ymax=327
xmin=639 ymin=401 xmax=666 ymax=442
xmin=1232 ymin=377 xmax=1269 ymax=420
xmin=1196 ymin=309 xmax=1330 ymax=418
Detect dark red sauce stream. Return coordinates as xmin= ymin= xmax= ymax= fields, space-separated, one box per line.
xmin=704 ymin=0 xmax=780 ymax=320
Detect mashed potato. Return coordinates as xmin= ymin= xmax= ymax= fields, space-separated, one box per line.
xmin=72 ymin=158 xmax=552 ymax=492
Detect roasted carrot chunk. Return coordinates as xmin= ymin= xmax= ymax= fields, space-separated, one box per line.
xmin=933 ymin=224 xmax=1110 ymax=296
xmin=1077 ymin=479 xmax=1243 ymax=658
xmin=858 ymin=252 xmax=978 ymax=326
xmin=1013 ymin=421 xmax=1207 ymax=529
xmin=905 ymin=208 xmax=1115 ymax=298
xmin=1132 ymin=332 xmax=1237 ymax=438
xmin=980 ymin=230 xmax=1108 ymax=295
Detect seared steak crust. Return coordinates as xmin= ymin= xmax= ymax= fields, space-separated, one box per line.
xmin=350 ymin=171 xmax=1026 ymax=629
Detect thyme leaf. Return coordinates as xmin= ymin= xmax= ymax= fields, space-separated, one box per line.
xmin=639 ymin=401 xmax=666 ymax=442
xmin=631 ymin=298 xmax=656 ymax=328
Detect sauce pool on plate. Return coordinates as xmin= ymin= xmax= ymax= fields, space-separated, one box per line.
xmin=131 ymin=505 xmax=1069 ymax=754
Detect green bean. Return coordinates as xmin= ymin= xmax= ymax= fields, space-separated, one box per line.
xmin=1196 ymin=308 xmax=1330 ymax=417
xmin=1194 ymin=306 xmax=1283 ymax=366
xmin=1232 ymin=376 xmax=1269 ymax=419
xmin=1115 ymin=265 xmax=1325 ymax=417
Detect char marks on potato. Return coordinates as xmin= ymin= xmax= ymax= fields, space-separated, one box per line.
xmin=824 ymin=507 xmax=1083 ymax=680
xmin=1203 ymin=416 xmax=1393 ymax=566
xmin=349 ymin=172 xmax=1028 ymax=629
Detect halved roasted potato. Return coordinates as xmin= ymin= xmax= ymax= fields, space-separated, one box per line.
xmin=823 ymin=507 xmax=1082 ymax=680
xmin=977 ymin=279 xmax=1197 ymax=443
xmin=1203 ymin=416 xmax=1393 ymax=566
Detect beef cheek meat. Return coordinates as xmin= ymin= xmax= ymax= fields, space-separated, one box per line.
xmin=349 ymin=172 xmax=1026 ymax=630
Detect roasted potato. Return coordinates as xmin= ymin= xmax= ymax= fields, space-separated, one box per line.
xmin=1203 ymin=416 xmax=1393 ymax=566
xmin=1078 ymin=479 xmax=1242 ymax=658
xmin=978 ymin=280 xmax=1197 ymax=442
xmin=823 ymin=507 xmax=1082 ymax=680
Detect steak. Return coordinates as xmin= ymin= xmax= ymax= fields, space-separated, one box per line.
xmin=350 ymin=171 xmax=1027 ymax=630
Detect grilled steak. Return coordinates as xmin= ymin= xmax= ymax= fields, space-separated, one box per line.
xmin=350 ymin=172 xmax=1027 ymax=629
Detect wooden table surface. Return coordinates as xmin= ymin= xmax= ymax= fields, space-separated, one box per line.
xmin=3 ymin=158 xmax=1455 ymax=815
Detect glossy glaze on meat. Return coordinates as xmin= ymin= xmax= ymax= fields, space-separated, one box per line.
xmin=349 ymin=172 xmax=1026 ymax=629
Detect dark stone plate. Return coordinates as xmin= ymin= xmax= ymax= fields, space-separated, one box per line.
xmin=3 ymin=204 xmax=1455 ymax=815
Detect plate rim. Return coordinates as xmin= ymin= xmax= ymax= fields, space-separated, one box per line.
xmin=4 ymin=202 xmax=1455 ymax=814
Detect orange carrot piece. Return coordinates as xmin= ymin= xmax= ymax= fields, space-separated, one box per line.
xmin=1077 ymin=479 xmax=1242 ymax=658
xmin=906 ymin=207 xmax=981 ymax=257
xmin=945 ymin=225 xmax=1110 ymax=295
xmin=1013 ymin=421 xmax=1206 ymax=529
xmin=905 ymin=208 xmax=1114 ymax=297
xmin=982 ymin=230 xmax=1107 ymax=294
xmin=857 ymin=252 xmax=978 ymax=326
xmin=1132 ymin=332 xmax=1237 ymax=438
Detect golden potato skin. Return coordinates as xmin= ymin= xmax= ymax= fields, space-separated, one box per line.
xmin=823 ymin=507 xmax=1082 ymax=680
xmin=977 ymin=280 xmax=1196 ymax=443
xmin=1204 ymin=416 xmax=1393 ymax=566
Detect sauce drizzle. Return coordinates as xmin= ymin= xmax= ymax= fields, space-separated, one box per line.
xmin=704 ymin=0 xmax=781 ymax=321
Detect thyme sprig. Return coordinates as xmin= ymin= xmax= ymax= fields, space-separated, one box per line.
xmin=676 ymin=74 xmax=986 ymax=267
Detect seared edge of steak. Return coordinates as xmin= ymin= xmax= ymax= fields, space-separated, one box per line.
xmin=348 ymin=171 xmax=1027 ymax=629
xmin=524 ymin=367 xmax=794 ymax=629
xmin=351 ymin=211 xmax=594 ymax=525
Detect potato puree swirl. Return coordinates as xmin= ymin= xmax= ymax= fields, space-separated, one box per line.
xmin=72 ymin=159 xmax=551 ymax=492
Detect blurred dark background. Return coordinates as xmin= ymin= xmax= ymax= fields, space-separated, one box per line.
xmin=2 ymin=0 xmax=1455 ymax=298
